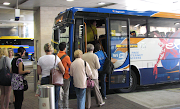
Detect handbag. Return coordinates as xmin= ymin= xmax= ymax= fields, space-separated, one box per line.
xmin=84 ymin=61 xmax=95 ymax=88
xmin=23 ymin=79 xmax=28 ymax=91
xmin=50 ymin=55 xmax=64 ymax=86
xmin=0 ymin=57 xmax=12 ymax=86
xmin=102 ymin=52 xmax=114 ymax=74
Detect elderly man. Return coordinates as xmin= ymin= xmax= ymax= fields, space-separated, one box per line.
xmin=82 ymin=44 xmax=105 ymax=109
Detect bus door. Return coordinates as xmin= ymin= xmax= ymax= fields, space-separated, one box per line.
xmin=106 ymin=18 xmax=131 ymax=89
xmin=74 ymin=18 xmax=86 ymax=53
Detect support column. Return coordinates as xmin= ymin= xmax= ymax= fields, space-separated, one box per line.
xmin=34 ymin=7 xmax=68 ymax=59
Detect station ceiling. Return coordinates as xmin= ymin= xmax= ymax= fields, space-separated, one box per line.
xmin=0 ymin=0 xmax=180 ymax=28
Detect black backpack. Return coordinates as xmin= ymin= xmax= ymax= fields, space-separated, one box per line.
xmin=102 ymin=52 xmax=114 ymax=74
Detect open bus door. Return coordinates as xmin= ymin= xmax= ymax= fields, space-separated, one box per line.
xmin=106 ymin=18 xmax=131 ymax=92
xmin=74 ymin=18 xmax=86 ymax=53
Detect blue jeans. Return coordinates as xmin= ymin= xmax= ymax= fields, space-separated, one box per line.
xmin=99 ymin=73 xmax=106 ymax=97
xmin=75 ymin=87 xmax=86 ymax=109
xmin=41 ymin=77 xmax=60 ymax=109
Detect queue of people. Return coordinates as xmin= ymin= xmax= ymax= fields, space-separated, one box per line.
xmin=0 ymin=42 xmax=107 ymax=109
xmin=36 ymin=43 xmax=106 ymax=109
xmin=0 ymin=47 xmax=31 ymax=109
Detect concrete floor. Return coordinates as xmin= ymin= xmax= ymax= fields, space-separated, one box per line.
xmin=119 ymin=88 xmax=180 ymax=109
xmin=2 ymin=61 xmax=180 ymax=109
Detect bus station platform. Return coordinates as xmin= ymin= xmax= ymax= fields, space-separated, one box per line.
xmin=5 ymin=82 xmax=180 ymax=109
xmin=6 ymin=82 xmax=147 ymax=109
xmin=2 ymin=63 xmax=180 ymax=109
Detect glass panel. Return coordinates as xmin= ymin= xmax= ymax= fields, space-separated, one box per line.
xmin=148 ymin=18 xmax=179 ymax=37
xmin=110 ymin=20 xmax=127 ymax=37
xmin=149 ymin=26 xmax=175 ymax=37
xmin=59 ymin=27 xmax=70 ymax=55
xmin=130 ymin=18 xmax=146 ymax=37
xmin=74 ymin=19 xmax=84 ymax=52
xmin=110 ymin=20 xmax=128 ymax=68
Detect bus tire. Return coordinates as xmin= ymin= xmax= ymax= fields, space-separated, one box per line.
xmin=31 ymin=53 xmax=35 ymax=61
xmin=117 ymin=70 xmax=137 ymax=93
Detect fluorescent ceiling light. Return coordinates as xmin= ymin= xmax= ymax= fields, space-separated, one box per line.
xmin=3 ymin=2 xmax=10 ymax=5
xmin=98 ymin=2 xmax=105 ymax=5
xmin=67 ymin=0 xmax=74 ymax=1
xmin=13 ymin=26 xmax=17 ymax=29
xmin=121 ymin=26 xmax=127 ymax=27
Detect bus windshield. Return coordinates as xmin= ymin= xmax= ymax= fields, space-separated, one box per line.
xmin=59 ymin=27 xmax=70 ymax=55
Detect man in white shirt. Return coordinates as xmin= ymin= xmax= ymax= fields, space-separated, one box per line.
xmin=82 ymin=44 xmax=105 ymax=108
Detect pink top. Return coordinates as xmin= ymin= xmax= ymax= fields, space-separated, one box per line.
xmin=70 ymin=58 xmax=92 ymax=88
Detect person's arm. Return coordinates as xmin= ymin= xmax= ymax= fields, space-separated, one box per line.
xmin=58 ymin=61 xmax=65 ymax=75
xmin=86 ymin=62 xmax=92 ymax=77
xmin=5 ymin=57 xmax=11 ymax=70
xmin=94 ymin=55 xmax=100 ymax=69
xmin=37 ymin=65 xmax=42 ymax=75
xmin=18 ymin=62 xmax=30 ymax=74
xmin=10 ymin=67 xmax=12 ymax=73
xmin=69 ymin=65 xmax=73 ymax=76
xmin=67 ymin=56 xmax=71 ymax=68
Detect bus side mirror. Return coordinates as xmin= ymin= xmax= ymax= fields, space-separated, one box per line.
xmin=54 ymin=29 xmax=60 ymax=41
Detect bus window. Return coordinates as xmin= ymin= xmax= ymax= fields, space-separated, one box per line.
xmin=96 ymin=20 xmax=106 ymax=52
xmin=148 ymin=18 xmax=176 ymax=38
xmin=59 ymin=27 xmax=70 ymax=56
xmin=110 ymin=20 xmax=128 ymax=68
xmin=129 ymin=17 xmax=146 ymax=37
xmin=74 ymin=18 xmax=84 ymax=52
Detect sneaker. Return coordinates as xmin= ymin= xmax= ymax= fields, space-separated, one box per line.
xmin=103 ymin=97 xmax=107 ymax=100
xmin=99 ymin=102 xmax=105 ymax=107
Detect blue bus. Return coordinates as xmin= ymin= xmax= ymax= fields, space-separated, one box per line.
xmin=0 ymin=36 xmax=34 ymax=61
xmin=52 ymin=7 xmax=180 ymax=93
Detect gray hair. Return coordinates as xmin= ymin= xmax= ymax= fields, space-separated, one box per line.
xmin=87 ymin=44 xmax=94 ymax=52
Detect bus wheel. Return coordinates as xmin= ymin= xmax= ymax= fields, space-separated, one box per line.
xmin=118 ymin=70 xmax=137 ymax=93
xmin=31 ymin=53 xmax=35 ymax=61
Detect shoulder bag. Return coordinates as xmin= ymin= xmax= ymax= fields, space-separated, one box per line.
xmin=50 ymin=55 xmax=64 ymax=86
xmin=84 ymin=61 xmax=94 ymax=88
xmin=102 ymin=51 xmax=114 ymax=74
xmin=0 ymin=57 xmax=12 ymax=86
xmin=23 ymin=79 xmax=28 ymax=91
